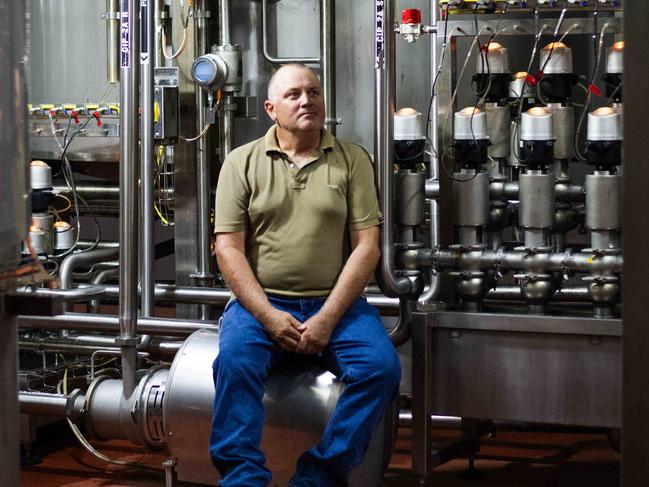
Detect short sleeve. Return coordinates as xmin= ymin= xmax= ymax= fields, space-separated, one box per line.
xmin=214 ymin=152 xmax=250 ymax=233
xmin=347 ymin=144 xmax=383 ymax=231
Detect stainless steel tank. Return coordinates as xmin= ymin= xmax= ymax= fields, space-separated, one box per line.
xmin=163 ymin=329 xmax=397 ymax=486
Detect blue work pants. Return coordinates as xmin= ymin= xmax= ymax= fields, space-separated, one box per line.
xmin=209 ymin=296 xmax=401 ymax=487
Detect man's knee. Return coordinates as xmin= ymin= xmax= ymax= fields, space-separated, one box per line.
xmin=356 ymin=348 xmax=401 ymax=393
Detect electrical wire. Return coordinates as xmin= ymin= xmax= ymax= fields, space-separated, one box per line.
xmin=161 ymin=2 xmax=193 ymax=60
xmin=181 ymin=122 xmax=212 ymax=142
xmin=573 ymin=23 xmax=609 ymax=162
xmin=61 ymin=367 xmax=162 ymax=472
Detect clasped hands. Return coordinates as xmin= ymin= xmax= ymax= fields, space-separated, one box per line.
xmin=261 ymin=308 xmax=335 ymax=354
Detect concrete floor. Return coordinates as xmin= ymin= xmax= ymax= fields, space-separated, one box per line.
xmin=21 ymin=422 xmax=619 ymax=486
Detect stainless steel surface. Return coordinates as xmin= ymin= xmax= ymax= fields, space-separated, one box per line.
xmin=485 ymin=104 xmax=511 ymax=159
xmin=489 ymin=180 xmax=585 ymax=202
xmin=546 ymin=103 xmax=575 ymax=161
xmin=29 ymin=0 xmax=114 ymax=103
xmin=19 ymin=391 xmax=84 ymax=422
xmin=218 ymin=0 xmax=231 ymax=47
xmin=519 ymin=172 xmax=555 ymax=230
xmin=486 ymin=285 xmax=591 ymax=302
xmin=141 ymin=0 xmax=155 ymax=319
xmin=16 ymin=285 xmax=106 ymax=302
xmin=19 ymin=313 xmax=219 ymax=337
xmin=193 ymin=0 xmax=212 ymax=321
xmin=415 ymin=311 xmax=621 ymax=428
xmin=261 ymin=0 xmax=320 ymax=65
xmin=396 ymin=171 xmax=426 ymax=226
xmin=164 ymin=329 xmax=395 ymax=486
xmin=106 ymin=0 xmax=120 ymax=83
xmin=586 ymin=173 xmax=621 ymax=232
xmin=59 ymin=247 xmax=120 ymax=312
xmin=52 ymin=183 xmax=120 ymax=201
xmin=119 ymin=0 xmax=140 ymax=397
xmin=453 ymin=171 xmax=489 ymax=229
xmin=321 ymin=0 xmax=336 ymax=134
xmin=375 ymin=0 xmax=415 ymax=299
xmin=623 ymin=2 xmax=649 ymax=482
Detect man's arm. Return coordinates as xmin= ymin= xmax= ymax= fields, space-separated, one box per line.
xmin=216 ymin=232 xmax=305 ymax=350
xmin=295 ymin=225 xmax=380 ymax=354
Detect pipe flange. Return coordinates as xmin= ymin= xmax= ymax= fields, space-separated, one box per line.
xmin=581 ymin=247 xmax=621 ymax=256
xmin=395 ymin=242 xmax=425 ymax=250
xmin=513 ymin=273 xmax=552 ymax=283
xmin=582 ymin=275 xmax=620 ymax=284
xmin=514 ymin=245 xmax=552 ymax=254
xmin=448 ymin=243 xmax=486 ymax=252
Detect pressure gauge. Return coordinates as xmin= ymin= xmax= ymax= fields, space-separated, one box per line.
xmin=191 ymin=54 xmax=228 ymax=89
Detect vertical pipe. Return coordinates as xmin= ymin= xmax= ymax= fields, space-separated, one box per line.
xmin=219 ymin=0 xmax=231 ymax=46
xmin=194 ymin=0 xmax=212 ymax=320
xmin=141 ymin=0 xmax=155 ymax=318
xmin=321 ymin=0 xmax=336 ymax=135
xmin=119 ymin=0 xmax=140 ymax=396
xmin=154 ymin=0 xmax=164 ymax=68
xmin=106 ymin=0 xmax=120 ymax=84
xmin=419 ymin=2 xmax=441 ymax=306
xmin=375 ymin=0 xmax=413 ymax=298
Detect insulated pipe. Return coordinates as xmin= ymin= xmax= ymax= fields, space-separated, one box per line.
xmin=261 ymin=0 xmax=320 ymax=65
xmin=321 ymin=0 xmax=336 ymax=134
xmin=60 ymin=248 xmax=120 ymax=312
xmin=375 ymin=0 xmax=415 ymax=299
xmin=119 ymin=0 xmax=140 ymax=398
xmin=19 ymin=313 xmax=219 ymax=337
xmin=193 ymin=0 xmax=213 ymax=321
xmin=141 ymin=0 xmax=155 ymax=318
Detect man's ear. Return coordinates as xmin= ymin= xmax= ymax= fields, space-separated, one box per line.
xmin=264 ymin=100 xmax=276 ymax=122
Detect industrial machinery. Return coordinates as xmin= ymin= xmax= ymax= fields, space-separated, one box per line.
xmin=4 ymin=0 xmax=648 ymax=486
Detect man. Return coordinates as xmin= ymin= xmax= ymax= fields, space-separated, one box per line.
xmin=210 ymin=63 xmax=401 ymax=487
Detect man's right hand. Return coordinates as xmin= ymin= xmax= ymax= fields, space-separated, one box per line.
xmin=260 ymin=308 xmax=305 ymax=351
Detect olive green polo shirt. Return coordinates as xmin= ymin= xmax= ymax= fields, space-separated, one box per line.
xmin=214 ymin=125 xmax=382 ymax=297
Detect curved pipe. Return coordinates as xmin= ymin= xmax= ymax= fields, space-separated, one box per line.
xmin=60 ymin=248 xmax=120 ymax=312
xmin=16 ymin=285 xmax=106 ymax=302
xmin=375 ymin=0 xmax=414 ymax=299
xmin=388 ymin=299 xmax=413 ymax=347
xmin=261 ymin=0 xmax=320 ymax=64
xmin=89 ymin=268 xmax=120 ymax=313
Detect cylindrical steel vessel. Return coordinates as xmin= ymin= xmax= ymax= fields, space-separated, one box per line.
xmin=453 ymin=172 xmax=490 ymax=227
xmin=586 ymin=173 xmax=621 ymax=231
xmin=485 ymin=103 xmax=511 ymax=159
xmin=519 ymin=172 xmax=556 ymax=229
xmin=546 ymin=104 xmax=575 ymax=160
xmin=396 ymin=171 xmax=426 ymax=226
xmin=163 ymin=329 xmax=396 ymax=486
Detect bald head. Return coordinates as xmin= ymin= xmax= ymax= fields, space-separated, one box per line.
xmin=267 ymin=63 xmax=322 ymax=102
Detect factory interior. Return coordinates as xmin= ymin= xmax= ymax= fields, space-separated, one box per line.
xmin=2 ymin=0 xmax=649 ymax=485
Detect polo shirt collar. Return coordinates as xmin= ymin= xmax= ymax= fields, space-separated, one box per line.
xmin=264 ymin=125 xmax=334 ymax=156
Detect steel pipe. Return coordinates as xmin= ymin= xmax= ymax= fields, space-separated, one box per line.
xmin=19 ymin=391 xmax=85 ymax=422
xmin=486 ymin=285 xmax=591 ymax=302
xmin=489 ymin=181 xmax=585 ymax=202
xmin=19 ymin=337 xmax=182 ymax=356
xmin=261 ymin=0 xmax=320 ymax=64
xmin=375 ymin=0 xmax=416 ymax=300
xmin=89 ymin=268 xmax=120 ymax=313
xmin=16 ymin=285 xmax=106 ymax=302
xmin=60 ymin=248 xmax=120 ymax=312
xmin=105 ymin=0 xmax=120 ymax=84
xmin=141 ymin=0 xmax=156 ymax=318
xmin=19 ymin=313 xmax=219 ymax=337
xmin=218 ymin=0 xmax=231 ymax=46
xmin=321 ymin=0 xmax=336 ymax=134
xmin=119 ymin=0 xmax=140 ymax=398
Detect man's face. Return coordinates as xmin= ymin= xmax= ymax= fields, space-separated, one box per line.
xmin=264 ymin=67 xmax=325 ymax=134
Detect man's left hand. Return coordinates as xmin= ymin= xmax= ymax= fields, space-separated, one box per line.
xmin=295 ymin=313 xmax=337 ymax=354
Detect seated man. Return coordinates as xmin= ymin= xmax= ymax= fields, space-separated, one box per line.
xmin=210 ymin=63 xmax=401 ymax=487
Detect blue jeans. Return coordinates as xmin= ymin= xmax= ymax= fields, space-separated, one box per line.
xmin=210 ymin=296 xmax=401 ymax=487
